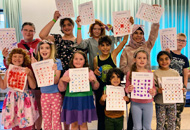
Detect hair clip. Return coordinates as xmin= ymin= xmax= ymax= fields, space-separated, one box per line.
xmin=42 ymin=40 xmax=54 ymax=44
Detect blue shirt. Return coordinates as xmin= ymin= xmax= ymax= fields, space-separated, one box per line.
xmin=40 ymin=59 xmax=63 ymax=93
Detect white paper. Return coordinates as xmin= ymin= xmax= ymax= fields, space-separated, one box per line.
xmin=106 ymin=85 xmax=126 ymax=111
xmin=162 ymin=77 xmax=184 ymax=103
xmin=78 ymin=1 xmax=95 ymax=25
xmin=136 ymin=3 xmax=164 ymax=23
xmin=112 ymin=10 xmax=132 ymax=37
xmin=55 ymin=0 xmax=75 ymax=18
xmin=0 ymin=28 xmax=17 ymax=51
xmin=160 ymin=28 xmax=177 ymax=50
xmin=7 ymin=64 xmax=27 ymax=92
xmin=32 ymin=59 xmax=54 ymax=87
xmin=131 ymin=72 xmax=153 ymax=99
xmin=69 ymin=67 xmax=90 ymax=93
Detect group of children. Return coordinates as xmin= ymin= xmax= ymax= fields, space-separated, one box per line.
xmin=0 ymin=8 xmax=190 ymax=130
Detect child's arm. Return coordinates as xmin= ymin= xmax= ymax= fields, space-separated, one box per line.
xmin=2 ymin=48 xmax=9 ymax=69
xmin=0 ymin=76 xmax=4 ymax=88
xmin=58 ymin=71 xmax=70 ymax=92
xmin=100 ymin=94 xmax=107 ymax=106
xmin=93 ymin=56 xmax=101 ymax=76
xmin=89 ymin=70 xmax=99 ymax=90
xmin=1 ymin=72 xmax=7 ymax=90
xmin=183 ymin=68 xmax=189 ymax=87
xmin=111 ymin=17 xmax=134 ymax=61
xmin=125 ymin=71 xmax=134 ymax=93
xmin=25 ymin=67 xmax=36 ymax=89
xmin=52 ymin=63 xmax=61 ymax=84
xmin=39 ymin=11 xmax=60 ymax=41
xmin=123 ymin=96 xmax=130 ymax=102
xmin=75 ymin=16 xmax=82 ymax=45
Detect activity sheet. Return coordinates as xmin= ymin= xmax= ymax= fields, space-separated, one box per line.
xmin=7 ymin=64 xmax=27 ymax=92
xmin=113 ymin=10 xmax=132 ymax=37
xmin=106 ymin=85 xmax=126 ymax=111
xmin=78 ymin=1 xmax=95 ymax=25
xmin=160 ymin=28 xmax=177 ymax=50
xmin=136 ymin=3 xmax=164 ymax=23
xmin=162 ymin=77 xmax=184 ymax=103
xmin=69 ymin=67 xmax=90 ymax=93
xmin=32 ymin=59 xmax=54 ymax=87
xmin=131 ymin=72 xmax=153 ymax=99
xmin=0 ymin=28 xmax=17 ymax=51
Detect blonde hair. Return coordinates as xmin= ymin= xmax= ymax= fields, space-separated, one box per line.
xmin=177 ymin=33 xmax=186 ymax=39
xmin=35 ymin=40 xmax=56 ymax=62
xmin=7 ymin=48 xmax=30 ymax=67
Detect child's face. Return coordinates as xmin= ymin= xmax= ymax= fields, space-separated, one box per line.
xmin=110 ymin=73 xmax=121 ymax=86
xmin=98 ymin=42 xmax=111 ymax=55
xmin=92 ymin=24 xmax=101 ymax=38
xmin=61 ymin=20 xmax=74 ymax=35
xmin=158 ymin=54 xmax=171 ymax=70
xmin=12 ymin=53 xmax=24 ymax=66
xmin=132 ymin=30 xmax=144 ymax=43
xmin=134 ymin=52 xmax=147 ymax=68
xmin=21 ymin=25 xmax=35 ymax=41
xmin=177 ymin=36 xmax=186 ymax=50
xmin=39 ymin=43 xmax=51 ymax=60
xmin=73 ymin=53 xmax=85 ymax=68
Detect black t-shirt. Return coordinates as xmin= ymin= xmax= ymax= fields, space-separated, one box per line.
xmin=170 ymin=51 xmax=189 ymax=77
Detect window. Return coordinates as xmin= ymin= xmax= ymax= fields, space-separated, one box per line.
xmin=0 ymin=9 xmax=5 ymax=68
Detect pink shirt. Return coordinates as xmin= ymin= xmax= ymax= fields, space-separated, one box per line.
xmin=125 ymin=71 xmax=156 ymax=103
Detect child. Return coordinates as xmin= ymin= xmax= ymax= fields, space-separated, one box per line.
xmin=93 ymin=17 xmax=134 ymax=130
xmin=0 ymin=48 xmax=39 ymax=130
xmin=58 ymin=50 xmax=99 ymax=130
xmin=99 ymin=68 xmax=129 ymax=130
xmin=125 ymin=49 xmax=156 ymax=130
xmin=154 ymin=51 xmax=185 ymax=130
xmin=31 ymin=40 xmax=63 ymax=130
xmin=166 ymin=33 xmax=189 ymax=130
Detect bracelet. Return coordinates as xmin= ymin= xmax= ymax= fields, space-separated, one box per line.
xmin=52 ymin=19 xmax=56 ymax=23
xmin=54 ymin=74 xmax=56 ymax=77
xmin=77 ymin=27 xmax=81 ymax=30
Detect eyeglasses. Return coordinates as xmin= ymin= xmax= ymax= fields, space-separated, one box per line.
xmin=22 ymin=29 xmax=35 ymax=33
xmin=177 ymin=39 xmax=187 ymax=43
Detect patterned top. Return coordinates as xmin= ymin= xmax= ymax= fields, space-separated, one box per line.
xmin=52 ymin=34 xmax=78 ymax=74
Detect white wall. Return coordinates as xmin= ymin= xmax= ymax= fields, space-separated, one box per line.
xmin=0 ymin=0 xmax=3 ymax=9
xmin=21 ymin=0 xmax=63 ymax=39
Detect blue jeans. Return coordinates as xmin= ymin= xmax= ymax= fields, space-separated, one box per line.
xmin=131 ymin=101 xmax=153 ymax=130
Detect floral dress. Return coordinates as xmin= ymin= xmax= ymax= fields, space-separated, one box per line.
xmin=2 ymin=86 xmax=39 ymax=129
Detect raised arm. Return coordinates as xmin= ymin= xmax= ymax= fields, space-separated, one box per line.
xmin=39 ymin=11 xmax=60 ymax=42
xmin=75 ymin=16 xmax=82 ymax=45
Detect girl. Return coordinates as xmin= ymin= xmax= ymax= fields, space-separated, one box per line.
xmin=58 ymin=50 xmax=99 ymax=130
xmin=31 ymin=40 xmax=63 ymax=130
xmin=99 ymin=68 xmax=129 ymax=130
xmin=1 ymin=48 xmax=39 ymax=130
xmin=154 ymin=51 xmax=184 ymax=130
xmin=125 ymin=49 xmax=156 ymax=130
xmin=2 ymin=22 xmax=42 ymax=130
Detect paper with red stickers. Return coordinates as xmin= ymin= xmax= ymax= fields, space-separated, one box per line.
xmin=106 ymin=85 xmax=126 ymax=111
xmin=55 ymin=0 xmax=75 ymax=18
xmin=7 ymin=64 xmax=27 ymax=92
xmin=69 ymin=67 xmax=90 ymax=93
xmin=162 ymin=77 xmax=184 ymax=103
xmin=32 ymin=59 xmax=54 ymax=87
xmin=113 ymin=10 xmax=132 ymax=37
xmin=131 ymin=72 xmax=153 ymax=99
xmin=136 ymin=3 xmax=164 ymax=23
xmin=78 ymin=1 xmax=95 ymax=25
xmin=160 ymin=28 xmax=177 ymax=50
xmin=0 ymin=28 xmax=17 ymax=51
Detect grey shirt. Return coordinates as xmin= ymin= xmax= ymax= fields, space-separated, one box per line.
xmin=76 ymin=36 xmax=121 ymax=70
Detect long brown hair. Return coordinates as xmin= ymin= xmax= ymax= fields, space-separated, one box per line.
xmin=129 ymin=49 xmax=149 ymax=80
xmin=7 ymin=48 xmax=30 ymax=67
xmin=88 ymin=19 xmax=105 ymax=37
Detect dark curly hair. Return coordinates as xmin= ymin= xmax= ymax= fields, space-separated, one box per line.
xmin=69 ymin=50 xmax=89 ymax=69
xmin=60 ymin=18 xmax=74 ymax=34
xmin=7 ymin=48 xmax=30 ymax=67
xmin=98 ymin=35 xmax=112 ymax=45
xmin=106 ymin=68 xmax=124 ymax=85
xmin=89 ymin=19 xmax=105 ymax=37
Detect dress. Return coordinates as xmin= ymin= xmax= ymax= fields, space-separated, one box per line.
xmin=61 ymin=70 xmax=97 ymax=125
xmin=2 ymin=86 xmax=39 ymax=129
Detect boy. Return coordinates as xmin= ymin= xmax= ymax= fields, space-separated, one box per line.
xmin=167 ymin=33 xmax=189 ymax=130
xmin=93 ymin=17 xmax=133 ymax=130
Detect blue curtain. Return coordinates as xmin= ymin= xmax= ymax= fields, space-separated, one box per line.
xmin=73 ymin=0 xmax=190 ymax=67
xmin=3 ymin=0 xmax=22 ymax=42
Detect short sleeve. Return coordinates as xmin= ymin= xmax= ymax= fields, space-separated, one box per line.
xmin=184 ymin=57 xmax=189 ymax=68
xmin=56 ymin=59 xmax=63 ymax=70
